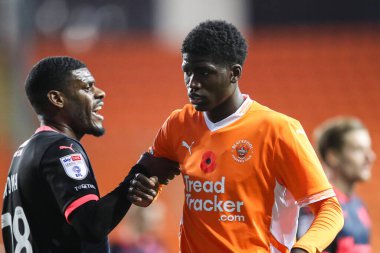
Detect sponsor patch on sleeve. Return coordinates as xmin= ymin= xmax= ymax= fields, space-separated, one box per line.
xmin=59 ymin=153 xmax=89 ymax=180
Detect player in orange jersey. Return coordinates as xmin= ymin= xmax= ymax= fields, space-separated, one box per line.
xmin=146 ymin=20 xmax=344 ymax=253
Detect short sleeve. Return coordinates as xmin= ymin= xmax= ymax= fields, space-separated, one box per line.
xmin=273 ymin=119 xmax=333 ymax=204
xmin=152 ymin=110 xmax=180 ymax=161
xmin=40 ymin=137 xmax=99 ymax=216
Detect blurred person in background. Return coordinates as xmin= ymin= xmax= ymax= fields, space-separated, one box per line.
xmin=144 ymin=20 xmax=344 ymax=253
xmin=1 ymin=56 xmax=179 ymax=253
xmin=110 ymin=200 xmax=168 ymax=253
xmin=297 ymin=117 xmax=376 ymax=253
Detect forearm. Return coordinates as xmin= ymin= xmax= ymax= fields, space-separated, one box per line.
xmin=69 ymin=165 xmax=145 ymax=242
xmin=292 ymin=197 xmax=344 ymax=253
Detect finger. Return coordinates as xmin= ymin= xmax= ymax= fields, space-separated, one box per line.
xmin=131 ymin=179 xmax=157 ymax=196
xmin=132 ymin=188 xmax=155 ymax=201
xmin=130 ymin=176 xmax=157 ymax=196
xmin=134 ymin=173 xmax=156 ymax=187
xmin=128 ymin=182 xmax=156 ymax=199
xmin=127 ymin=195 xmax=142 ymax=203
xmin=149 ymin=176 xmax=159 ymax=185
xmin=150 ymin=177 xmax=160 ymax=189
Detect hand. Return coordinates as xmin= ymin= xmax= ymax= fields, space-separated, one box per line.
xmin=137 ymin=152 xmax=180 ymax=185
xmin=290 ymin=248 xmax=308 ymax=253
xmin=126 ymin=173 xmax=159 ymax=207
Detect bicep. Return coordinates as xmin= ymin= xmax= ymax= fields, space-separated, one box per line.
xmin=41 ymin=139 xmax=99 ymax=220
xmin=274 ymin=120 xmax=332 ymax=202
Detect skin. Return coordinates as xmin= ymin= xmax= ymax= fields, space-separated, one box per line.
xmin=182 ymin=53 xmax=245 ymax=122
xmin=40 ymin=67 xmax=158 ymax=205
xmin=291 ymin=249 xmax=308 ymax=253
xmin=42 ymin=67 xmax=106 ymax=140
xmin=326 ymin=129 xmax=376 ymax=196
xmin=182 ymin=54 xmax=308 ymax=253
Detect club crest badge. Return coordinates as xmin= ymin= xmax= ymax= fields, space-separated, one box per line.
xmin=231 ymin=140 xmax=253 ymax=163
xmin=59 ymin=153 xmax=89 ymax=180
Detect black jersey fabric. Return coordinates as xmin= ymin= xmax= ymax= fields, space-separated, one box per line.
xmin=2 ymin=128 xmax=137 ymax=253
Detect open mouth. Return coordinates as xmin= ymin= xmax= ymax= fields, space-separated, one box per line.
xmin=92 ymin=103 xmax=104 ymax=120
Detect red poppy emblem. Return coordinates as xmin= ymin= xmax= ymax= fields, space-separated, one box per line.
xmin=200 ymin=151 xmax=216 ymax=173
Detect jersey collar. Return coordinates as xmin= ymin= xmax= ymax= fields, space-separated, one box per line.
xmin=35 ymin=126 xmax=58 ymax=133
xmin=203 ymin=94 xmax=253 ymax=132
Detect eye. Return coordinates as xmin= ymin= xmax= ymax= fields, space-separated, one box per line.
xmin=83 ymin=83 xmax=94 ymax=92
xmin=202 ymin=71 xmax=209 ymax=77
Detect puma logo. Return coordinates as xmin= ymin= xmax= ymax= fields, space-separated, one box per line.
xmin=59 ymin=144 xmax=75 ymax=153
xmin=182 ymin=141 xmax=195 ymax=155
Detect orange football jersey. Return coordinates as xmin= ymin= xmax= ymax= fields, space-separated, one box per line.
xmin=152 ymin=96 xmax=335 ymax=253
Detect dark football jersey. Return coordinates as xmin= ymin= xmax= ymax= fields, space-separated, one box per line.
xmin=297 ymin=187 xmax=371 ymax=253
xmin=2 ymin=127 xmax=106 ymax=253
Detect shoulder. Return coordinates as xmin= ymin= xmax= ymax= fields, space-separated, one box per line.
xmin=21 ymin=131 xmax=69 ymax=155
xmin=249 ymin=101 xmax=300 ymax=129
xmin=35 ymin=131 xmax=81 ymax=148
xmin=30 ymin=132 xmax=86 ymax=160
xmin=167 ymin=104 xmax=200 ymax=123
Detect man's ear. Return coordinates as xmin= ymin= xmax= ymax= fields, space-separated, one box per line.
xmin=47 ymin=90 xmax=64 ymax=108
xmin=230 ymin=64 xmax=242 ymax=83
xmin=325 ymin=149 xmax=341 ymax=168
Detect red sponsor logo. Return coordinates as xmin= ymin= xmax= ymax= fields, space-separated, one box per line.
xmin=71 ymin=155 xmax=82 ymax=161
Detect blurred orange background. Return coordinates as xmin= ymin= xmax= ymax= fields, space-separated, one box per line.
xmin=1 ymin=23 xmax=379 ymax=252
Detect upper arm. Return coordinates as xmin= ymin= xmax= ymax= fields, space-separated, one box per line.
xmin=152 ymin=110 xmax=181 ymax=161
xmin=273 ymin=119 xmax=333 ymax=203
xmin=41 ymin=138 xmax=99 ymax=221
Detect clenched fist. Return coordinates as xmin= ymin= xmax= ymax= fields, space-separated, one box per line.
xmin=126 ymin=173 xmax=159 ymax=207
xmin=137 ymin=152 xmax=180 ymax=185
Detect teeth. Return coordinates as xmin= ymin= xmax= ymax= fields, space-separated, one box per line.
xmin=92 ymin=112 xmax=104 ymax=120
xmin=93 ymin=105 xmax=103 ymax=112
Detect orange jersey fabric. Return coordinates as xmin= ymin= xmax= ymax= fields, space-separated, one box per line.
xmin=152 ymin=96 xmax=334 ymax=253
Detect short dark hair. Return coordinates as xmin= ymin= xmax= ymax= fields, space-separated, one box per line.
xmin=314 ymin=117 xmax=366 ymax=162
xmin=25 ymin=56 xmax=86 ymax=114
xmin=181 ymin=20 xmax=248 ymax=65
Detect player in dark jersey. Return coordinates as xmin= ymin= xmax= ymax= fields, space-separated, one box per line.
xmin=297 ymin=117 xmax=375 ymax=253
xmin=1 ymin=56 xmax=180 ymax=253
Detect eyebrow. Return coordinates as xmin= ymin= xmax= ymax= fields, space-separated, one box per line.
xmin=182 ymin=62 xmax=218 ymax=70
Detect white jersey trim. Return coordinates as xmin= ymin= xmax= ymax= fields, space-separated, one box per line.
xmin=296 ymin=188 xmax=336 ymax=207
xmin=270 ymin=182 xmax=336 ymax=251
xmin=270 ymin=180 xmax=299 ymax=251
xmin=203 ymin=94 xmax=253 ymax=132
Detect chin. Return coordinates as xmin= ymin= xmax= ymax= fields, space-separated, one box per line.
xmin=89 ymin=126 xmax=105 ymax=137
xmin=359 ymin=173 xmax=371 ymax=182
xmin=94 ymin=128 xmax=105 ymax=137
xmin=192 ymin=103 xmax=208 ymax=112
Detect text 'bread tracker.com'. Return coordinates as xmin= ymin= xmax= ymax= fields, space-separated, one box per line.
xmin=184 ymin=175 xmax=245 ymax=222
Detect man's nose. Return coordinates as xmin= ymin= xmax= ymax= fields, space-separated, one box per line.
xmin=95 ymin=86 xmax=106 ymax=99
xmin=367 ymin=149 xmax=376 ymax=163
xmin=187 ymin=74 xmax=201 ymax=89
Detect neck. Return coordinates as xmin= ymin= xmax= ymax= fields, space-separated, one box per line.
xmin=206 ymin=87 xmax=244 ymax=123
xmin=40 ymin=117 xmax=83 ymax=141
xmin=329 ymin=173 xmax=355 ymax=197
